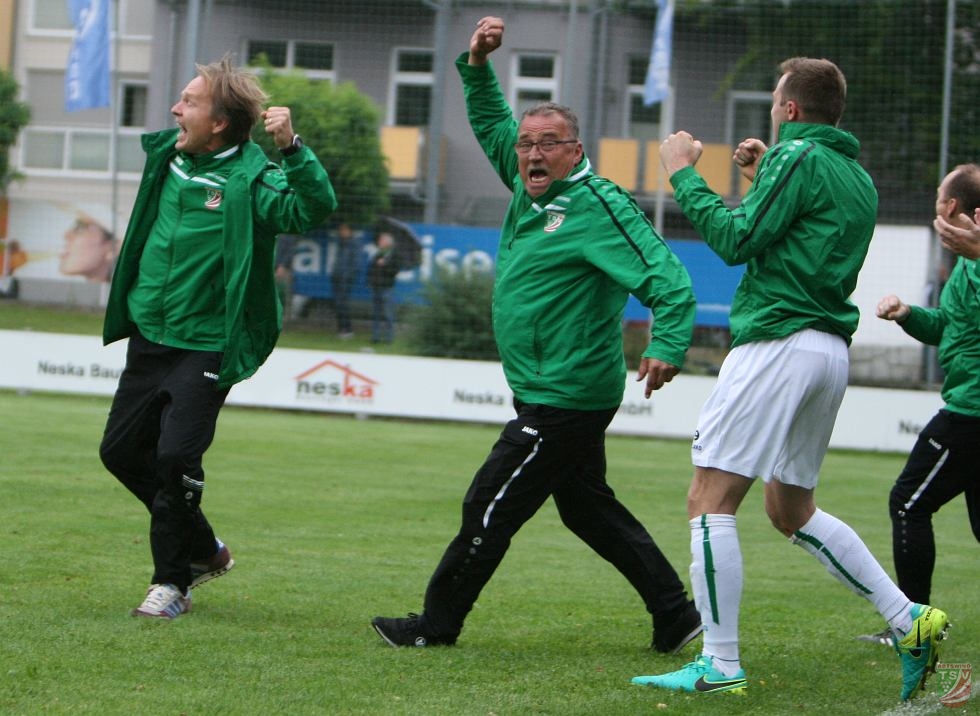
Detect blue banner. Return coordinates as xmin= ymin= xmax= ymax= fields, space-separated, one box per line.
xmin=643 ymin=0 xmax=674 ymax=106
xmin=65 ymin=0 xmax=110 ymax=112
xmin=290 ymin=224 xmax=741 ymax=328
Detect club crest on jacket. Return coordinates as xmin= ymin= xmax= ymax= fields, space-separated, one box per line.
xmin=544 ymin=211 xmax=565 ymax=233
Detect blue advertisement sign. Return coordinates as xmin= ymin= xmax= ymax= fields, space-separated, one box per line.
xmin=660 ymin=239 xmax=745 ymax=327
xmin=289 ymin=223 xmax=742 ymax=327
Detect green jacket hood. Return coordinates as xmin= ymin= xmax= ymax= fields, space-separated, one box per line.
xmin=779 ymin=122 xmax=860 ymax=160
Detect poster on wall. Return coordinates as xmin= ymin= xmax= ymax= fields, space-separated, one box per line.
xmin=2 ymin=199 xmax=120 ymax=285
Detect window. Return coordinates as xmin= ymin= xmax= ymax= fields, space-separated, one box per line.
xmin=31 ymin=0 xmax=73 ymax=31
xmin=294 ymin=42 xmax=334 ymax=73
xmin=390 ymin=49 xmax=433 ymax=126
xmin=727 ymin=91 xmax=773 ymax=147
xmin=20 ymin=126 xmax=145 ymax=176
xmin=510 ymin=53 xmax=559 ymax=116
xmin=120 ymin=83 xmax=148 ymax=127
xmin=626 ymin=55 xmax=662 ymax=142
xmin=69 ymin=132 xmax=111 ymax=171
xmin=121 ymin=0 xmax=154 ymax=37
xmin=116 ymin=135 xmax=145 ymax=173
xmin=245 ymin=39 xmax=335 ymax=81
xmin=22 ymin=130 xmax=65 ymax=169
xmin=247 ymin=40 xmax=288 ymax=68
xmin=31 ymin=0 xmax=151 ymax=36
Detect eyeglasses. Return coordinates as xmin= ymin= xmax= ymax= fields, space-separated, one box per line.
xmin=514 ymin=139 xmax=578 ymax=155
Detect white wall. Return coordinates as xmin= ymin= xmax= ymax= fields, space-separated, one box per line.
xmin=851 ymin=224 xmax=933 ymax=349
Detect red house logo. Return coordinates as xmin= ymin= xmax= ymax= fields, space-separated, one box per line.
xmin=294 ymin=359 xmax=379 ymax=401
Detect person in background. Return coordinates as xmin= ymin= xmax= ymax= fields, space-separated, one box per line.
xmin=633 ymin=56 xmax=949 ymax=702
xmin=99 ymin=55 xmax=337 ymax=619
xmin=371 ymin=16 xmax=702 ymax=655
xmin=367 ymin=231 xmax=400 ymax=344
xmin=274 ymin=233 xmax=298 ymax=321
xmin=858 ymin=164 xmax=980 ymax=647
xmin=0 ymin=239 xmax=28 ymax=277
xmin=0 ymin=239 xmax=28 ymax=297
xmin=332 ymin=222 xmax=360 ymax=339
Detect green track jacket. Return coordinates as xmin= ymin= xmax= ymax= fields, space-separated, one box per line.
xmin=900 ymin=257 xmax=980 ymax=417
xmin=670 ymin=122 xmax=878 ymax=347
xmin=457 ymin=55 xmax=695 ymax=410
xmin=103 ymin=128 xmax=337 ymax=388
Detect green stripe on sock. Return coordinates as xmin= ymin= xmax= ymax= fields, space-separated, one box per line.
xmin=794 ymin=529 xmax=873 ymax=595
xmin=702 ymin=514 xmax=721 ymax=624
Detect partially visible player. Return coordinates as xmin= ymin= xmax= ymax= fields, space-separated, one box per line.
xmin=858 ymin=163 xmax=980 ymax=647
xmin=632 ymin=56 xmax=949 ymax=702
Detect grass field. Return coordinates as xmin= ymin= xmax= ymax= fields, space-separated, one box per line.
xmin=0 ymin=301 xmax=404 ymax=355
xmin=0 ymin=387 xmax=976 ymax=715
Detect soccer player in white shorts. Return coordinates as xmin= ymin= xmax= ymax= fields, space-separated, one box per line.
xmin=636 ymin=329 xmax=947 ymax=700
xmin=632 ymin=56 xmax=949 ymax=702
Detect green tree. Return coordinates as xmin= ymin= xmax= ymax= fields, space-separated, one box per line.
xmin=680 ymin=0 xmax=980 ymax=222
xmin=0 ymin=68 xmax=31 ymax=194
xmin=251 ymin=66 xmax=389 ymax=227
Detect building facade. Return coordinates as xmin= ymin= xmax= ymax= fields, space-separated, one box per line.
xmin=9 ymin=1 xmax=760 ymax=231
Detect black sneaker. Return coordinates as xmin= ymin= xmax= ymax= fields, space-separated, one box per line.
xmin=371 ymin=613 xmax=456 ymax=647
xmin=652 ymin=601 xmax=704 ymax=654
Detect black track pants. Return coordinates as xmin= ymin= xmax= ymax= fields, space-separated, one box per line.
xmin=889 ymin=409 xmax=980 ymax=604
xmin=421 ymin=400 xmax=690 ymax=639
xmin=100 ymin=333 xmax=229 ymax=592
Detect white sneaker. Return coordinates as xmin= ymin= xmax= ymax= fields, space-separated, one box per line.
xmin=131 ymin=583 xmax=191 ymax=619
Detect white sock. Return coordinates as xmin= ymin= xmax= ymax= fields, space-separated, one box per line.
xmin=790 ymin=508 xmax=913 ymax=635
xmin=689 ymin=514 xmax=743 ymax=677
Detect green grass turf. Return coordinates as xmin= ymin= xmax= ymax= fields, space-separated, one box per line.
xmin=0 ymin=389 xmax=976 ymax=715
xmin=0 ymin=301 xmax=407 ymax=355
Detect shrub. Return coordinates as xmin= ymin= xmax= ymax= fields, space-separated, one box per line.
xmin=405 ymin=268 xmax=498 ymax=360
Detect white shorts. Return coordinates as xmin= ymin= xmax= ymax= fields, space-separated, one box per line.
xmin=691 ymin=328 xmax=848 ymax=488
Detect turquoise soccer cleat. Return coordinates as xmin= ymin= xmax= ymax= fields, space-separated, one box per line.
xmin=632 ymin=654 xmax=747 ymax=695
xmin=896 ymin=603 xmax=950 ymax=701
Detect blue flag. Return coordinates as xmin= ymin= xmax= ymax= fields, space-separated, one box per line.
xmin=643 ymin=0 xmax=674 ymax=106
xmin=65 ymin=0 xmax=110 ymax=112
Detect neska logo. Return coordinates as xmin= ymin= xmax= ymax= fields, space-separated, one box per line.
xmin=294 ymin=359 xmax=378 ymax=401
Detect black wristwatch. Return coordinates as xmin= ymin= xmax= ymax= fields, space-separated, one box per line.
xmin=280 ymin=134 xmax=303 ymax=157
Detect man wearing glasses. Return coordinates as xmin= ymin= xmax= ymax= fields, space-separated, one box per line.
xmin=372 ymin=16 xmax=701 ymax=653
